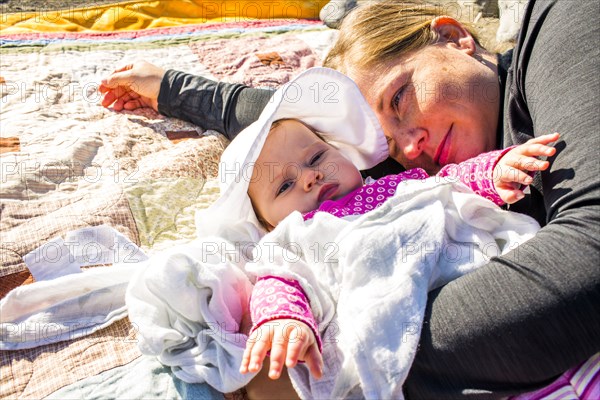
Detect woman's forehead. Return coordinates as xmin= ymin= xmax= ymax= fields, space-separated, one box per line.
xmin=350 ymin=60 xmax=409 ymax=105
xmin=349 ymin=46 xmax=441 ymax=105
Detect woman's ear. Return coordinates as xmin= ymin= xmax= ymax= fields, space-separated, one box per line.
xmin=430 ymin=16 xmax=477 ymax=56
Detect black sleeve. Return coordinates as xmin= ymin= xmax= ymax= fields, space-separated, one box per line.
xmin=405 ymin=0 xmax=600 ymax=398
xmin=156 ymin=70 xmax=274 ymax=140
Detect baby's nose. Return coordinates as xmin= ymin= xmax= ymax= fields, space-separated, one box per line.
xmin=303 ymin=169 xmax=323 ymax=191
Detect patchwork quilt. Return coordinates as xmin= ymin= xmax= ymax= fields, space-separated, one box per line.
xmin=0 ymin=17 xmax=336 ymax=399
xmin=2 ymin=5 xmax=597 ymax=399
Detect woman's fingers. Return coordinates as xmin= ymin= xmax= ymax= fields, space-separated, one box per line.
xmin=113 ymin=91 xmax=140 ymax=110
xmin=110 ymin=64 xmax=134 ymax=75
xmin=123 ymin=99 xmax=146 ymax=110
xmin=101 ymin=85 xmax=148 ymax=111
xmin=100 ymin=85 xmax=130 ymax=108
xmin=101 ymin=69 xmax=135 ymax=90
xmin=98 ymin=61 xmax=164 ymax=111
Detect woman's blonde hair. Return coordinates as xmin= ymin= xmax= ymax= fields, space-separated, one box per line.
xmin=323 ymin=1 xmax=480 ymax=74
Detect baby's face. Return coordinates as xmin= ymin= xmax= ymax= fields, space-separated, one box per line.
xmin=248 ymin=120 xmax=363 ymax=230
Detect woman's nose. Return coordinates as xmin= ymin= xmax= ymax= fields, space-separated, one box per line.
xmin=303 ymin=169 xmax=323 ymax=191
xmin=400 ymin=128 xmax=428 ymax=160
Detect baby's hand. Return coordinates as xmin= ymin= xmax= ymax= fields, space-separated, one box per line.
xmin=240 ymin=319 xmax=323 ymax=380
xmin=494 ymin=133 xmax=559 ymax=204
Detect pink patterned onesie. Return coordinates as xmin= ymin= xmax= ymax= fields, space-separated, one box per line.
xmin=249 ymin=148 xmax=511 ymax=349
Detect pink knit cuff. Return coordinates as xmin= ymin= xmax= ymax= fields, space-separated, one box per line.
xmin=438 ymin=148 xmax=516 ymax=206
xmin=249 ymin=276 xmax=322 ymax=352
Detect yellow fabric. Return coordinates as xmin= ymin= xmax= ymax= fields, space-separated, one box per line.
xmin=0 ymin=0 xmax=329 ymax=34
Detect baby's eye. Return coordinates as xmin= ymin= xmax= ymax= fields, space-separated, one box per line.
xmin=277 ymin=181 xmax=292 ymax=196
xmin=310 ymin=151 xmax=324 ymax=166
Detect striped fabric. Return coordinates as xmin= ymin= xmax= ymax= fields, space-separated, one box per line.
xmin=512 ymin=353 xmax=599 ymax=400
xmin=0 ymin=0 xmax=329 ymax=35
xmin=0 ymin=19 xmax=324 ymax=48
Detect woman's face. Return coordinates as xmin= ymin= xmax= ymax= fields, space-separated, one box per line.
xmin=350 ymin=43 xmax=500 ymax=174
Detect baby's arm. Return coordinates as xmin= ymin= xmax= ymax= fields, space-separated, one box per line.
xmin=492 ymin=133 xmax=559 ymax=204
xmin=240 ymin=276 xmax=323 ymax=380
xmin=438 ymin=133 xmax=558 ymax=205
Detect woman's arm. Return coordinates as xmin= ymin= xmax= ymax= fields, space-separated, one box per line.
xmin=157 ymin=70 xmax=273 ymax=140
xmin=405 ymin=0 xmax=600 ymax=398
xmin=99 ymin=61 xmax=273 ymax=140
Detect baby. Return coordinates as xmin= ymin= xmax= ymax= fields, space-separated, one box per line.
xmin=238 ymin=117 xmax=557 ymax=385
xmin=174 ymin=67 xmax=554 ymax=398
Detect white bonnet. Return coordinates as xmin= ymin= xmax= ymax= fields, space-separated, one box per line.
xmin=196 ymin=67 xmax=388 ymax=243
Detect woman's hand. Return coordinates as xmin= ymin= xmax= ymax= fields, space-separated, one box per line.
xmin=240 ymin=319 xmax=323 ymax=380
xmin=494 ymin=133 xmax=560 ymax=204
xmin=98 ymin=60 xmax=165 ymax=111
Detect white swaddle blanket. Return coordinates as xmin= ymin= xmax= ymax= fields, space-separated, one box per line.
xmin=0 ymin=225 xmax=147 ymax=351
xmin=126 ymin=238 xmax=255 ymax=393
xmin=245 ymin=177 xmax=539 ymax=399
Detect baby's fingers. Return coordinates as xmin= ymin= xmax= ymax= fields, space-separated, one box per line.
xmin=513 ymin=143 xmax=556 ymax=157
xmin=242 ymin=331 xmax=270 ymax=374
xmin=282 ymin=324 xmax=311 ymax=370
xmin=240 ymin=341 xmax=254 ymax=374
xmin=268 ymin=333 xmax=289 ymax=380
xmin=526 ymin=132 xmax=560 ymax=146
xmin=505 ymin=155 xmax=550 ymax=172
xmin=516 ymin=143 xmax=556 ymax=159
xmin=498 ymin=166 xmax=533 ymax=187
xmin=515 ymin=133 xmax=559 ymax=157
xmin=304 ymin=344 xmax=324 ymax=380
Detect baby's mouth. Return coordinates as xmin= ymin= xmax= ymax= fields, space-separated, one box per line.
xmin=318 ymin=183 xmax=338 ymax=203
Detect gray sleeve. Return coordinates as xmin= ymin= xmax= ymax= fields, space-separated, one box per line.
xmin=156 ymin=70 xmax=274 ymax=140
xmin=405 ymin=0 xmax=600 ymax=398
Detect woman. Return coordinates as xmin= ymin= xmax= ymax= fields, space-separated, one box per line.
xmin=100 ymin=0 xmax=599 ymax=397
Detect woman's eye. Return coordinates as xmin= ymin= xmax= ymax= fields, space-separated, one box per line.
xmin=392 ymin=86 xmax=406 ymax=109
xmin=277 ymin=181 xmax=292 ymax=196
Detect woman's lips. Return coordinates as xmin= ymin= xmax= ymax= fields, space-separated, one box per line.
xmin=434 ymin=124 xmax=453 ymax=166
xmin=318 ymin=183 xmax=338 ymax=203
